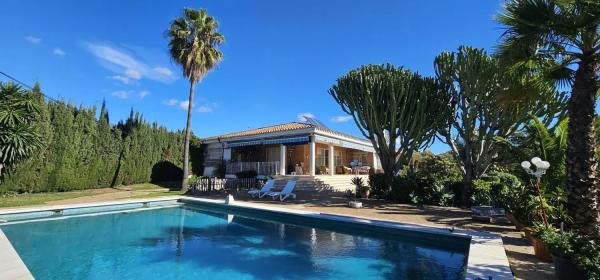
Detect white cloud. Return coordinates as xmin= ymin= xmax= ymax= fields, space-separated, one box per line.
xmin=297 ymin=113 xmax=315 ymax=122
xmin=197 ymin=105 xmax=213 ymax=113
xmin=138 ymin=90 xmax=150 ymax=99
xmin=163 ymin=98 xmax=178 ymax=106
xmin=111 ymin=90 xmax=130 ymax=99
xmin=85 ymin=42 xmax=176 ymax=83
xmin=331 ymin=115 xmax=353 ymax=123
xmin=24 ymin=36 xmax=41 ymax=44
xmin=125 ymin=68 xmax=142 ymax=80
xmin=178 ymin=100 xmax=190 ymax=110
xmin=164 ymin=98 xmax=215 ymax=112
xmin=53 ymin=48 xmax=66 ymax=56
xmin=110 ymin=75 xmax=130 ymax=84
xmin=153 ymin=66 xmax=173 ymax=77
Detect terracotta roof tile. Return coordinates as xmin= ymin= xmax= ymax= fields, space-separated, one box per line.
xmin=202 ymin=122 xmax=371 ymax=144
xmin=202 ymin=122 xmax=313 ymax=141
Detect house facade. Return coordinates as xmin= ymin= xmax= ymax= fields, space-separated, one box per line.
xmin=201 ymin=121 xmax=380 ymax=177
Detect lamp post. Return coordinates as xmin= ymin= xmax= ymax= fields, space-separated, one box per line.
xmin=521 ymin=157 xmax=551 ymax=225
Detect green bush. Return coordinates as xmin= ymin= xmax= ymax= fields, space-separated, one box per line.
xmin=368 ymin=173 xmax=388 ymax=198
xmin=0 ymin=85 xmax=197 ymax=193
xmin=471 ymin=171 xmax=520 ymax=208
xmin=538 ymin=227 xmax=600 ymax=279
xmin=235 ymin=170 xmax=257 ymax=178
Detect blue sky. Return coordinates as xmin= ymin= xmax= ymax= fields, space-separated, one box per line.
xmin=0 ymin=0 xmax=504 ymax=154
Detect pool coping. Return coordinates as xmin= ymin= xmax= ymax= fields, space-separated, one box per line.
xmin=0 ymin=196 xmax=512 ymax=280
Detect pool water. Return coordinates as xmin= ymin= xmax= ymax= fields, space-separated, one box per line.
xmin=1 ymin=203 xmax=468 ymax=280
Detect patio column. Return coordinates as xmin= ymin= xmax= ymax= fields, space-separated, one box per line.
xmin=328 ymin=144 xmax=335 ymax=176
xmin=279 ymin=144 xmax=286 ymax=175
xmin=372 ymin=152 xmax=378 ymax=170
xmin=309 ymin=138 xmax=316 ymax=176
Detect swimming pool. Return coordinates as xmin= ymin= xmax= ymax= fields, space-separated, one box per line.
xmin=0 ymin=198 xmax=510 ymax=280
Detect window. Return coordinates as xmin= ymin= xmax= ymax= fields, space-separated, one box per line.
xmin=334 ymin=150 xmax=342 ymax=166
xmin=317 ymin=148 xmax=329 ymax=167
xmin=351 ymin=152 xmax=369 ymax=166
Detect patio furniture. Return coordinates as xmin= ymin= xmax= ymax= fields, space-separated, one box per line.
xmin=336 ymin=166 xmax=352 ymax=174
xmin=358 ymin=166 xmax=371 ymax=174
xmin=317 ymin=166 xmax=329 ymax=175
xmin=294 ymin=165 xmax=303 ymax=175
xmin=471 ymin=206 xmax=506 ymax=223
xmin=247 ymin=180 xmax=274 ymax=198
xmin=264 ymin=180 xmax=297 ymax=201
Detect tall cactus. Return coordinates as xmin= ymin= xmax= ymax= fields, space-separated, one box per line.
xmin=329 ymin=64 xmax=449 ymax=191
xmin=434 ymin=46 xmax=566 ymax=203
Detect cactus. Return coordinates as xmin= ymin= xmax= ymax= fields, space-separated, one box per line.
xmin=329 ymin=64 xmax=450 ymax=192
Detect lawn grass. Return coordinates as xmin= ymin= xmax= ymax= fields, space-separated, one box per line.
xmin=114 ymin=183 xmax=167 ymax=191
xmin=0 ymin=182 xmax=181 ymax=209
xmin=0 ymin=189 xmax=105 ymax=208
xmin=123 ymin=190 xmax=186 ymax=200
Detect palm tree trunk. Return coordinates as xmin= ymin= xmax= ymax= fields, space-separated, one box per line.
xmin=566 ymin=56 xmax=600 ymax=237
xmin=181 ymin=80 xmax=196 ymax=192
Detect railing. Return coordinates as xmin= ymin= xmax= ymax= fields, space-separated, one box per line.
xmin=226 ymin=161 xmax=280 ymax=175
xmin=191 ymin=177 xmax=265 ymax=193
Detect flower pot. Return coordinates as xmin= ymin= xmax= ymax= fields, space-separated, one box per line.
xmin=530 ymin=236 xmax=552 ymax=262
xmin=553 ymin=255 xmax=588 ymax=280
xmin=348 ymin=201 xmax=363 ymax=208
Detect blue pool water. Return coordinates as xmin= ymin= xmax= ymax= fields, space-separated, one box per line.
xmin=1 ymin=203 xmax=468 ymax=280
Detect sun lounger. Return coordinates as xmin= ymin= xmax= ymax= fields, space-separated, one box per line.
xmin=264 ymin=180 xmax=297 ymax=201
xmin=247 ymin=180 xmax=274 ymax=198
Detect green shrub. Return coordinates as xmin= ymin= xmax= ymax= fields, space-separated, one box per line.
xmin=1 ymin=93 xmax=188 ymax=193
xmin=389 ymin=175 xmax=415 ymax=203
xmin=235 ymin=170 xmax=257 ymax=178
xmin=368 ymin=173 xmax=388 ymax=198
xmin=539 ymin=227 xmax=600 ymax=279
xmin=471 ymin=171 xmax=520 ymax=208
xmin=150 ymin=161 xmax=183 ymax=183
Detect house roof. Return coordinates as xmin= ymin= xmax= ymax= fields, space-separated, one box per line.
xmin=202 ymin=122 xmax=371 ymax=145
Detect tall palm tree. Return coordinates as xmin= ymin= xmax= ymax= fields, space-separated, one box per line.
xmin=497 ymin=0 xmax=600 ymax=236
xmin=167 ymin=8 xmax=224 ymax=191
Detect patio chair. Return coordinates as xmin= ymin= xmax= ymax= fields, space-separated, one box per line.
xmin=247 ymin=180 xmax=274 ymax=198
xmin=358 ymin=166 xmax=371 ymax=174
xmin=264 ymin=180 xmax=297 ymax=201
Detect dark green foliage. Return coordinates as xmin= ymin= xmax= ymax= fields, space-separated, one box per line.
xmin=0 ymin=82 xmax=43 ymax=179
xmin=235 ymin=170 xmax=257 ymax=178
xmin=368 ymin=173 xmax=387 ymax=199
xmin=369 ymin=153 xmax=462 ymax=206
xmin=471 ymin=172 xmax=521 ymax=209
xmin=538 ymin=226 xmax=599 ymax=279
xmin=190 ymin=139 xmax=206 ymax=176
xmin=0 ymin=84 xmax=198 ymax=193
xmin=151 ymin=161 xmax=183 ymax=183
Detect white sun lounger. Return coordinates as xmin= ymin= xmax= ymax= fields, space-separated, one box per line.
xmin=247 ymin=180 xmax=274 ymax=198
xmin=264 ymin=180 xmax=297 ymax=201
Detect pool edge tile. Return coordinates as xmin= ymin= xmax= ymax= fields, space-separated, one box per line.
xmin=0 ymin=229 xmax=34 ymax=280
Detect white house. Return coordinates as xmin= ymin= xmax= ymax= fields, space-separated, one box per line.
xmin=201 ymin=120 xmax=380 ymax=178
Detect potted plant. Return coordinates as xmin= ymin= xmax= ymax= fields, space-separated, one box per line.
xmin=538 ymin=227 xmax=590 ymax=280
xmin=530 ymin=223 xmax=553 ymax=262
xmin=351 ymin=177 xmax=369 ymax=198
xmin=345 ymin=189 xmax=362 ymax=208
